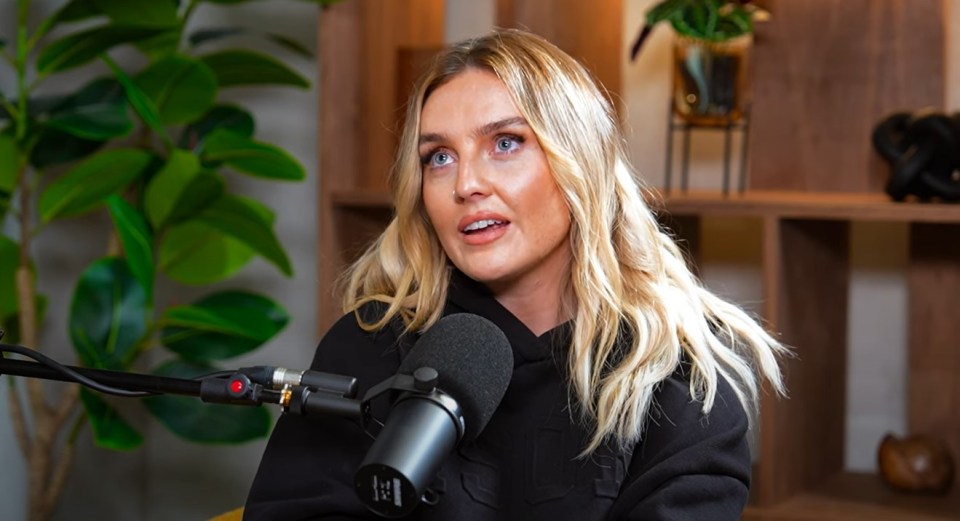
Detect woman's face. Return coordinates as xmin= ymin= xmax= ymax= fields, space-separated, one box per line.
xmin=419 ymin=68 xmax=572 ymax=296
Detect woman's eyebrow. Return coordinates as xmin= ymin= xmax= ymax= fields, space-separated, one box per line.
xmin=472 ymin=116 xmax=527 ymax=139
xmin=418 ymin=116 xmax=528 ymax=147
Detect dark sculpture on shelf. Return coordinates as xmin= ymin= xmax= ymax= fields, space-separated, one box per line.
xmin=877 ymin=433 xmax=955 ymax=495
xmin=872 ymin=111 xmax=960 ymax=202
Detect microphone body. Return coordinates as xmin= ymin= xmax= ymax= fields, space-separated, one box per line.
xmin=354 ymin=313 xmax=513 ymax=518
xmin=354 ymin=391 xmax=461 ymax=517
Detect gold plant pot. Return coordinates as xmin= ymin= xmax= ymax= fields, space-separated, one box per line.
xmin=672 ymin=35 xmax=751 ymax=126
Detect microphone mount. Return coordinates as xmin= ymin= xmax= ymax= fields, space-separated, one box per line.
xmin=0 ymin=330 xmax=444 ymax=429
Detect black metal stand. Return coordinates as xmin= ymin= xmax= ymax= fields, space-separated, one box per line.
xmin=0 ymin=336 xmax=441 ymax=431
xmin=664 ymin=103 xmax=750 ymax=195
xmin=0 ymin=338 xmax=365 ymax=420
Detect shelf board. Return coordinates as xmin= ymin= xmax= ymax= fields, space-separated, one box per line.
xmin=657 ymin=190 xmax=960 ymax=223
xmin=744 ymin=471 xmax=960 ymax=521
xmin=332 ymin=188 xmax=960 ymax=224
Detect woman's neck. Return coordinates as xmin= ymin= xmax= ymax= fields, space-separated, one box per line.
xmin=489 ymin=274 xmax=573 ymax=337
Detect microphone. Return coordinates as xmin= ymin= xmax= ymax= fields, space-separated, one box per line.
xmin=354 ymin=313 xmax=513 ymax=518
xmin=238 ymin=365 xmax=358 ymax=398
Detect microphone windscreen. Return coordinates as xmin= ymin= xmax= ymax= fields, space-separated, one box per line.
xmin=399 ymin=313 xmax=513 ymax=441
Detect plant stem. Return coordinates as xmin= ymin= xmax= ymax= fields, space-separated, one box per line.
xmin=6 ymin=377 xmax=31 ymax=455
xmin=14 ymin=0 xmax=31 ymax=143
xmin=12 ymin=4 xmax=81 ymax=520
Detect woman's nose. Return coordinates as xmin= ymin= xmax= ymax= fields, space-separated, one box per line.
xmin=453 ymin=153 xmax=492 ymax=201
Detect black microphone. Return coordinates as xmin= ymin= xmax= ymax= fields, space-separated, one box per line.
xmin=354 ymin=313 xmax=513 ymax=518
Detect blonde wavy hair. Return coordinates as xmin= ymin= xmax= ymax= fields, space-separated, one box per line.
xmin=341 ymin=28 xmax=788 ymax=453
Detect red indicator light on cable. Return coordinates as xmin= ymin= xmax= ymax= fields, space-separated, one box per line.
xmin=230 ymin=379 xmax=246 ymax=395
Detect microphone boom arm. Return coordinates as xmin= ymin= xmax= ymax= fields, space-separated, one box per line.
xmin=0 ymin=338 xmax=365 ymax=421
xmin=1 ymin=331 xmax=446 ymax=432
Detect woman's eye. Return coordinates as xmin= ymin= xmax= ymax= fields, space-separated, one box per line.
xmin=495 ymin=135 xmax=521 ymax=153
xmin=422 ymin=150 xmax=453 ymax=168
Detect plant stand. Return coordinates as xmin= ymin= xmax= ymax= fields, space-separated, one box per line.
xmin=663 ymin=103 xmax=750 ymax=195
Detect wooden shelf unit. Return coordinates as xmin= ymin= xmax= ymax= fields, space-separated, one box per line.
xmin=660 ymin=190 xmax=960 ymax=521
xmin=744 ymin=471 xmax=960 ymax=521
xmin=316 ymin=1 xmax=959 ymax=520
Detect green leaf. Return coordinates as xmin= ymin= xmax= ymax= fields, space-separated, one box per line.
xmin=38 ymin=148 xmax=153 ymax=222
xmin=45 ymin=98 xmax=132 ymax=140
xmin=161 ymin=290 xmax=289 ymax=361
xmin=199 ymin=129 xmax=305 ymax=180
xmin=646 ymin=0 xmax=685 ymax=25
xmin=194 ymin=195 xmax=292 ymax=276
xmin=715 ymin=7 xmax=753 ymax=39
xmin=0 ymin=236 xmax=18 ymax=318
xmin=134 ymin=55 xmax=218 ymax=125
xmin=42 ymin=77 xmax=130 ymax=140
xmin=144 ymin=359 xmax=271 ymax=443
xmin=52 ymin=77 xmax=125 ymax=110
xmin=28 ymin=129 xmax=105 ymax=169
xmin=106 ymin=196 xmax=154 ymax=299
xmin=90 ymin=0 xmax=179 ymax=28
xmin=133 ymin=30 xmax=182 ymax=61
xmin=79 ymin=388 xmax=143 ymax=450
xmin=179 ymin=105 xmax=254 ymax=149
xmin=37 ymin=25 xmax=168 ymax=74
xmin=265 ymin=33 xmax=314 ymax=59
xmin=0 ymin=133 xmax=16 ymax=184
xmin=103 ymin=56 xmax=169 ymax=142
xmin=187 ymin=28 xmax=312 ymax=59
xmin=199 ymin=50 xmax=309 ymax=88
xmin=188 ymin=27 xmax=245 ymax=48
xmin=0 ymin=134 xmax=17 ymax=217
xmin=52 ymin=0 xmax=105 ymax=25
xmin=144 ymin=149 xmax=224 ymax=228
xmin=69 ymin=257 xmax=148 ymax=370
xmin=159 ymin=219 xmax=257 ymax=284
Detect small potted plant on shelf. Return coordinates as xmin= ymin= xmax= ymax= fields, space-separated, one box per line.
xmin=630 ymin=0 xmax=769 ymax=126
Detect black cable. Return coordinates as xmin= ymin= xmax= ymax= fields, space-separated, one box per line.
xmin=0 ymin=342 xmax=153 ymax=397
xmin=195 ymin=370 xmax=234 ymax=380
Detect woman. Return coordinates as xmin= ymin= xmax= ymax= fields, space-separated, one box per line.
xmin=244 ymin=28 xmax=787 ymax=520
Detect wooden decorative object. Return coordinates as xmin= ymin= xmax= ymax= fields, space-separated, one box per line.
xmin=878 ymin=433 xmax=955 ymax=494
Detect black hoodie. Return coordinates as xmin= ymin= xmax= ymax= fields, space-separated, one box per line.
xmin=244 ymin=271 xmax=751 ymax=520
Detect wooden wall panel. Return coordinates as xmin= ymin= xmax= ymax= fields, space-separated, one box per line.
xmin=317 ymin=0 xmax=444 ymax=331
xmin=357 ymin=0 xmax=445 ymax=190
xmin=496 ymin=0 xmax=622 ymax=104
xmin=748 ymin=0 xmax=945 ymax=192
xmin=908 ymin=223 xmax=960 ymax=473
xmin=757 ymin=218 xmax=850 ymax=505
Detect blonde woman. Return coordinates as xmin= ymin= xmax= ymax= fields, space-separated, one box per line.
xmin=245 ymin=28 xmax=787 ymax=520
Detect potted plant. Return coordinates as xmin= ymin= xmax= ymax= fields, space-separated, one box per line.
xmin=0 ymin=1 xmax=337 ymax=519
xmin=630 ymin=0 xmax=768 ymax=126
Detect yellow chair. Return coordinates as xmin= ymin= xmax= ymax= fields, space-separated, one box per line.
xmin=208 ymin=507 xmax=243 ymax=521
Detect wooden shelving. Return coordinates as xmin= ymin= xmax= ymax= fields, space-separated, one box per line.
xmin=658 ymin=190 xmax=960 ymax=223
xmin=745 ymin=472 xmax=960 ymax=521
xmin=317 ymin=1 xmax=959 ymax=520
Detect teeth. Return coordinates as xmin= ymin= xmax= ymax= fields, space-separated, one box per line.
xmin=463 ymin=219 xmax=503 ymax=232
